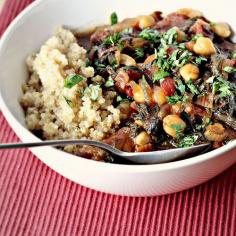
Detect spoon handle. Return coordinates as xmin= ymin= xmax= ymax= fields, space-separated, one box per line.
xmin=0 ymin=139 xmax=122 ymax=155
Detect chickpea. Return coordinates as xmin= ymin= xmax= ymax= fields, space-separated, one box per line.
xmin=177 ymin=8 xmax=203 ymax=19
xmin=180 ymin=63 xmax=200 ymax=82
xmin=211 ymin=22 xmax=231 ymax=38
xmin=173 ymin=27 xmax=186 ymax=42
xmin=193 ymin=37 xmax=216 ymax=56
xmin=204 ymin=123 xmax=227 ymax=142
xmin=153 ymin=86 xmax=167 ymax=107
xmin=138 ymin=15 xmax=155 ymax=29
xmin=163 ymin=115 xmax=186 ymax=138
xmin=120 ymin=54 xmax=137 ymax=66
xmin=135 ymin=131 xmax=151 ymax=146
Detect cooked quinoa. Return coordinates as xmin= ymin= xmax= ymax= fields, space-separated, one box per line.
xmin=21 ymin=27 xmax=120 ymax=159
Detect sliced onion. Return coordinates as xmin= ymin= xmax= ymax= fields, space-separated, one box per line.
xmin=143 ymin=54 xmax=157 ymax=65
xmin=139 ymin=78 xmax=153 ymax=104
xmin=120 ymin=54 xmax=137 ymax=66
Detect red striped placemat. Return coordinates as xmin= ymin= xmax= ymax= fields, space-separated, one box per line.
xmin=0 ymin=1 xmax=235 ymax=235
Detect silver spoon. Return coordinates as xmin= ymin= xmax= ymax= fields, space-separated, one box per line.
xmin=0 ymin=139 xmax=210 ymax=164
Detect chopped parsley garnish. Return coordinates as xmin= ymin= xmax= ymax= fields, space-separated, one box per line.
xmin=134 ymin=48 xmax=144 ymax=59
xmin=163 ymin=28 xmax=178 ymax=45
xmin=139 ymin=29 xmax=160 ymax=43
xmin=213 ymin=77 xmax=236 ymax=98
xmin=167 ymin=94 xmax=183 ymax=105
xmin=176 ymin=135 xmax=198 ymax=148
xmin=118 ymin=41 xmax=124 ymax=50
xmin=176 ymin=79 xmax=186 ymax=94
xmin=63 ymin=96 xmax=72 ymax=106
xmin=105 ymin=76 xmax=114 ymax=87
xmin=104 ymin=32 xmax=120 ymax=46
xmin=64 ymin=74 xmax=85 ymax=88
xmin=173 ymin=50 xmax=192 ymax=67
xmin=170 ymin=124 xmax=184 ymax=138
xmin=223 ymin=66 xmax=236 ymax=73
xmin=153 ymin=70 xmax=169 ymax=82
xmin=110 ymin=12 xmax=118 ymax=25
xmin=167 ymin=94 xmax=189 ymax=104
xmin=187 ymin=81 xmax=199 ymax=95
xmin=195 ymin=56 xmax=207 ymax=65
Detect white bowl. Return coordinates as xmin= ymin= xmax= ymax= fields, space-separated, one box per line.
xmin=0 ymin=0 xmax=236 ymax=196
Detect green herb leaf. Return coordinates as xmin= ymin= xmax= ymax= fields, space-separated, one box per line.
xmin=174 ymin=50 xmax=192 ymax=67
xmin=176 ymin=135 xmax=198 ymax=148
xmin=105 ymin=76 xmax=115 ymax=87
xmin=170 ymin=124 xmax=184 ymax=138
xmin=153 ymin=70 xmax=170 ymax=82
xmin=187 ymin=81 xmax=199 ymax=95
xmin=134 ymin=48 xmax=144 ymax=59
xmin=139 ymin=29 xmax=160 ymax=43
xmin=103 ymin=32 xmax=120 ymax=46
xmin=176 ymin=79 xmax=186 ymax=94
xmin=167 ymin=94 xmax=183 ymax=105
xmin=223 ymin=66 xmax=236 ymax=73
xmin=118 ymin=41 xmax=124 ymax=50
xmin=212 ymin=77 xmax=236 ymax=98
xmin=64 ymin=74 xmax=85 ymax=88
xmin=110 ymin=12 xmax=118 ymax=25
xmin=167 ymin=93 xmax=189 ymax=104
xmin=164 ymin=28 xmax=178 ymax=45
xmin=195 ymin=56 xmax=207 ymax=65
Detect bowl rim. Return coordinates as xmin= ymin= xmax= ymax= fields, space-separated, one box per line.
xmin=0 ymin=0 xmax=235 ymax=173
